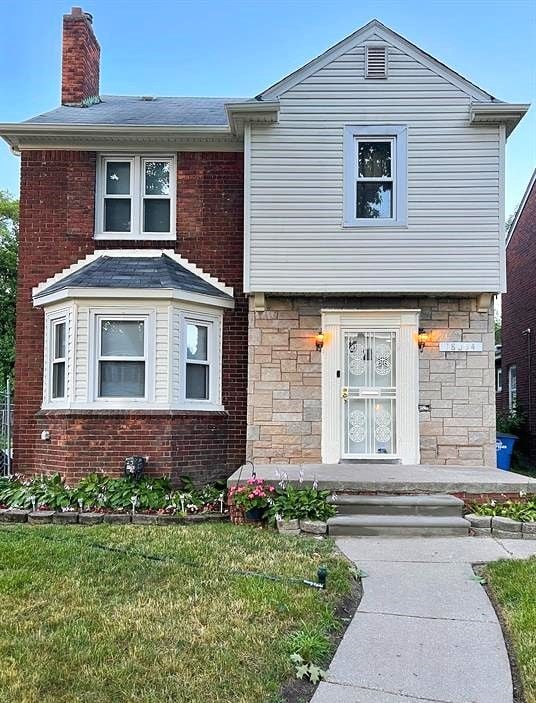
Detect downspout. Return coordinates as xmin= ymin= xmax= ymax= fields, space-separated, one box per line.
xmin=522 ymin=328 xmax=532 ymax=434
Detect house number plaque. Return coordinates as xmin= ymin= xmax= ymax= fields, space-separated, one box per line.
xmin=439 ymin=342 xmax=483 ymax=352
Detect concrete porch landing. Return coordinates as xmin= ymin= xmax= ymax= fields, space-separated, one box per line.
xmin=228 ymin=463 xmax=536 ymax=496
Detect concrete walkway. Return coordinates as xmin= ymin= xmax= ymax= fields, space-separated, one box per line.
xmin=312 ymin=537 xmax=536 ymax=703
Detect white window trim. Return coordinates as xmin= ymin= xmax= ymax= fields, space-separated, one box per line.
xmin=343 ymin=125 xmax=407 ymax=228
xmin=496 ymin=367 xmax=503 ymax=393
xmin=88 ymin=309 xmax=156 ymax=406
xmin=44 ymin=309 xmax=70 ymax=406
xmin=177 ymin=310 xmax=223 ymax=411
xmin=508 ymin=365 xmax=517 ymax=410
xmin=95 ymin=155 xmax=176 ymax=241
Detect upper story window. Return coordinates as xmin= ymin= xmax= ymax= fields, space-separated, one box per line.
xmin=343 ymin=125 xmax=407 ymax=228
xmin=496 ymin=366 xmax=503 ymax=393
xmin=96 ymin=155 xmax=176 ymax=240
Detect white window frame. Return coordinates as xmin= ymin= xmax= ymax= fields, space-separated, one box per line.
xmin=89 ymin=310 xmax=156 ymax=405
xmin=45 ymin=311 xmax=69 ymax=405
xmin=95 ymin=155 xmax=176 ymax=241
xmin=343 ymin=125 xmax=407 ymax=228
xmin=496 ymin=367 xmax=503 ymax=393
xmin=508 ymin=364 xmax=517 ymax=410
xmin=178 ymin=310 xmax=222 ymax=410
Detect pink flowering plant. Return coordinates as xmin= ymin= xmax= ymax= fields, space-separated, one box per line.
xmin=228 ymin=477 xmax=275 ymax=512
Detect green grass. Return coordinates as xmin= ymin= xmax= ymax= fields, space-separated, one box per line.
xmin=486 ymin=557 xmax=536 ymax=703
xmin=0 ymin=523 xmax=353 ymax=703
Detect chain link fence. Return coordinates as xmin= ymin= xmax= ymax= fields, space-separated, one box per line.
xmin=1 ymin=378 xmax=13 ymax=477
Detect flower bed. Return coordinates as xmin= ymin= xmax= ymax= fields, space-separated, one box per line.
xmin=467 ymin=497 xmax=536 ymax=539
xmin=0 ymin=473 xmax=228 ymax=522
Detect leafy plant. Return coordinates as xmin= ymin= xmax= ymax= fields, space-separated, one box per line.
xmin=289 ymin=653 xmax=326 ymax=685
xmin=497 ymin=406 xmax=525 ymax=435
xmin=471 ymin=498 xmax=536 ymax=522
xmin=267 ymin=485 xmax=336 ymax=523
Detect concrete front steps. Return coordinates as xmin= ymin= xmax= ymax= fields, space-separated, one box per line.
xmin=327 ymin=494 xmax=470 ymax=537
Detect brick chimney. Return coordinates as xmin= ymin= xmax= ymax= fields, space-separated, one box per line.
xmin=61 ymin=7 xmax=100 ymax=106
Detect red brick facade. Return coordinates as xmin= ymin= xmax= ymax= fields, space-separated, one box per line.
xmin=61 ymin=8 xmax=100 ymax=105
xmin=15 ymin=150 xmax=247 ymax=484
xmin=501 ymin=176 xmax=536 ymax=456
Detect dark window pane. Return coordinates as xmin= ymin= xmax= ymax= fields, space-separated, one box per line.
xmin=106 ymin=162 xmax=130 ymax=195
xmin=358 ymin=141 xmax=391 ymax=178
xmin=145 ymin=161 xmax=170 ymax=195
xmin=52 ymin=362 xmax=65 ymax=399
xmin=144 ymin=199 xmax=170 ymax=232
xmin=104 ymin=199 xmax=131 ymax=232
xmin=101 ymin=320 xmax=144 ymax=357
xmin=356 ymin=182 xmax=393 ymax=219
xmin=186 ymin=363 xmax=209 ymax=400
xmin=186 ymin=324 xmax=208 ymax=361
xmin=54 ymin=322 xmax=65 ymax=359
xmin=99 ymin=361 xmax=145 ymax=397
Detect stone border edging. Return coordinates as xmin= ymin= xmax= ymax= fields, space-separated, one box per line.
xmin=0 ymin=508 xmax=229 ymax=526
xmin=466 ymin=513 xmax=536 ymax=539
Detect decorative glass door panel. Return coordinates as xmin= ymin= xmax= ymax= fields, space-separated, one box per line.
xmin=342 ymin=331 xmax=397 ymax=457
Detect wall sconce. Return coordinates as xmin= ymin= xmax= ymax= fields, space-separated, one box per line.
xmin=418 ymin=328 xmax=429 ymax=352
xmin=315 ymin=331 xmax=325 ymax=351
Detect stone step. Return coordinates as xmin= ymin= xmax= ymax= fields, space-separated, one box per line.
xmin=327 ymin=514 xmax=470 ymax=537
xmin=329 ymin=493 xmax=464 ymax=517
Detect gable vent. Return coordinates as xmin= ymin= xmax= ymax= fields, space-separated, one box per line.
xmin=366 ymin=45 xmax=387 ymax=79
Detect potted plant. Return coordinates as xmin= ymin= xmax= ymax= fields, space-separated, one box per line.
xmin=228 ymin=477 xmax=275 ymax=523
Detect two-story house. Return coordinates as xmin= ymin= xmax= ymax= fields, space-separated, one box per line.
xmin=0 ymin=9 xmax=528 ymax=482
xmin=501 ymin=169 xmax=536 ymax=456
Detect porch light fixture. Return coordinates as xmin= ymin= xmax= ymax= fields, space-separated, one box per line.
xmin=315 ymin=332 xmax=325 ymax=351
xmin=417 ymin=328 xmax=429 ymax=352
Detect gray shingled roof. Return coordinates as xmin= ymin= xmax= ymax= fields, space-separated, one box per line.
xmin=37 ymin=255 xmax=232 ymax=300
xmin=24 ymin=95 xmax=247 ymax=127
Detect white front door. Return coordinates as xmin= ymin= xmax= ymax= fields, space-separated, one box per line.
xmin=321 ymin=309 xmax=420 ymax=465
xmin=342 ymin=330 xmax=397 ymax=458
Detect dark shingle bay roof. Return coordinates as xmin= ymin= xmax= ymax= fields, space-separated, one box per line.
xmin=24 ymin=95 xmax=247 ymax=127
xmin=38 ymin=255 xmax=232 ymax=300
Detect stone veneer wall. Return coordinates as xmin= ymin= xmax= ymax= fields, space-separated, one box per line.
xmin=247 ymin=296 xmax=496 ymax=467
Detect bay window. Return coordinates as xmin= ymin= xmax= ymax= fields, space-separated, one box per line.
xmin=96 ymin=155 xmax=175 ymax=239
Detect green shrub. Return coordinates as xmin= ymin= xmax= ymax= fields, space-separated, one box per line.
xmin=267 ymin=484 xmax=336 ymax=523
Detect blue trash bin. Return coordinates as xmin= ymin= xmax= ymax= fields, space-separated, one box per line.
xmin=496 ymin=433 xmax=517 ymax=471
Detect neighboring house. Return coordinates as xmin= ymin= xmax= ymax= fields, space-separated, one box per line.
xmin=0 ymin=9 xmax=528 ymax=481
xmin=501 ymin=169 xmax=536 ymax=454
xmin=495 ymin=344 xmax=503 ymax=405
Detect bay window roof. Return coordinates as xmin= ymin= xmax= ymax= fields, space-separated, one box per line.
xmin=33 ymin=251 xmax=234 ymax=308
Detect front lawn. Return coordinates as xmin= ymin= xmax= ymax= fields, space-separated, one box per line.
xmin=486 ymin=557 xmax=536 ymax=703
xmin=0 ymin=523 xmax=353 ymax=703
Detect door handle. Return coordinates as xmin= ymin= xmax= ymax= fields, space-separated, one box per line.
xmin=341 ymin=386 xmax=349 ymax=399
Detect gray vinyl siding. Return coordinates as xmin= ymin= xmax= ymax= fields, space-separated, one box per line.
xmin=247 ymin=41 xmax=502 ymax=293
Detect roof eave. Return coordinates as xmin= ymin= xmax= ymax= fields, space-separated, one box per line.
xmin=33 ymin=286 xmax=235 ymax=309
xmin=470 ymin=103 xmax=530 ymax=137
xmin=0 ymin=123 xmax=243 ymax=151
xmin=225 ymin=101 xmax=280 ymax=135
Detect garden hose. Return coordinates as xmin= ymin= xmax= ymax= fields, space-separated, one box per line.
xmin=0 ymin=527 xmax=328 ymax=590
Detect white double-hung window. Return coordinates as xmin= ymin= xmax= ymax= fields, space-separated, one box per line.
xmin=49 ymin=317 xmax=67 ymax=401
xmin=179 ymin=314 xmax=222 ymax=408
xmin=344 ymin=125 xmax=407 ymax=228
xmin=96 ymin=156 xmax=175 ymax=240
xmin=93 ymin=315 xmax=153 ymax=401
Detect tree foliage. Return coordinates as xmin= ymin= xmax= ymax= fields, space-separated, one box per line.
xmin=0 ymin=191 xmax=18 ymax=389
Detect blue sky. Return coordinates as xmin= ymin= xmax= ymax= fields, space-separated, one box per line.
xmin=0 ymin=0 xmax=534 ymax=217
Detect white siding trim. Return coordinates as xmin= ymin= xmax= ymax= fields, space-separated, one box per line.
xmin=243 ymin=123 xmax=252 ymax=292
xmin=499 ymin=125 xmax=506 ymax=293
